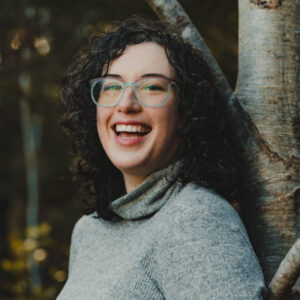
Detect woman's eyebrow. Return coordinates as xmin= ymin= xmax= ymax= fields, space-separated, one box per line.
xmin=103 ymin=74 xmax=122 ymax=79
xmin=142 ymin=73 xmax=173 ymax=80
xmin=103 ymin=73 xmax=173 ymax=81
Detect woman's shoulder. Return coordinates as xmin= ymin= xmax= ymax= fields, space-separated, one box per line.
xmin=70 ymin=212 xmax=100 ymax=240
xmin=174 ymin=183 xmax=234 ymax=209
xmin=154 ymin=183 xmax=251 ymax=244
xmin=163 ymin=183 xmax=245 ymax=227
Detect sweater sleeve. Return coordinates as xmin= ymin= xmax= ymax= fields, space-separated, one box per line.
xmin=154 ymin=192 xmax=266 ymax=300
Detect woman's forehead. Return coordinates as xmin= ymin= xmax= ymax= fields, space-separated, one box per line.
xmin=107 ymin=42 xmax=175 ymax=78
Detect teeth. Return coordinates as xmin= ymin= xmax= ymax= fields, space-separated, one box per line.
xmin=115 ymin=124 xmax=150 ymax=133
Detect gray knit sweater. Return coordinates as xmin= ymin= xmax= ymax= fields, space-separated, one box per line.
xmin=57 ymin=162 xmax=266 ymax=299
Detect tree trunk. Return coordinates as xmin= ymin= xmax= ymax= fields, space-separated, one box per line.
xmin=19 ymin=73 xmax=42 ymax=295
xmin=235 ymin=0 xmax=300 ymax=284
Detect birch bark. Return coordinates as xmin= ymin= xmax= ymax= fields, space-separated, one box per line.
xmin=236 ymin=0 xmax=300 ymax=284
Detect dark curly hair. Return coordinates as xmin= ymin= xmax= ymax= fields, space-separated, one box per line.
xmin=61 ymin=18 xmax=245 ymax=221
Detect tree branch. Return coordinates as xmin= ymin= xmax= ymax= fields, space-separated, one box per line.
xmin=144 ymin=0 xmax=233 ymax=102
xmin=267 ymin=239 xmax=300 ymax=299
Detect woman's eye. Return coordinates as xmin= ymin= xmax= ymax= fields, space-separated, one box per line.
xmin=103 ymin=85 xmax=121 ymax=91
xmin=144 ymin=84 xmax=164 ymax=91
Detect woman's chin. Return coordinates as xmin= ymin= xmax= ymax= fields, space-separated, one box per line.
xmin=116 ymin=162 xmax=150 ymax=177
xmin=112 ymin=157 xmax=154 ymax=179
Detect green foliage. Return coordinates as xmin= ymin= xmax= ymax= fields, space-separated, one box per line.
xmin=0 ymin=223 xmax=69 ymax=299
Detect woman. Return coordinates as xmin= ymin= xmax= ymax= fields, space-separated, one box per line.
xmin=58 ymin=19 xmax=266 ymax=299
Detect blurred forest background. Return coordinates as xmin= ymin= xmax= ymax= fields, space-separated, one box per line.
xmin=0 ymin=0 xmax=237 ymax=299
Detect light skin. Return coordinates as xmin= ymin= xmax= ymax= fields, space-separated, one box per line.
xmin=96 ymin=42 xmax=182 ymax=193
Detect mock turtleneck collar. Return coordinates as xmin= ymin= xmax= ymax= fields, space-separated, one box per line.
xmin=109 ymin=161 xmax=183 ymax=220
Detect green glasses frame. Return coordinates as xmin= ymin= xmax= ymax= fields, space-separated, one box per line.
xmin=89 ymin=77 xmax=176 ymax=108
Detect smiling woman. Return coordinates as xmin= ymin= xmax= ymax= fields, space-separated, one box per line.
xmin=96 ymin=43 xmax=181 ymax=192
xmin=58 ymin=18 xmax=266 ymax=299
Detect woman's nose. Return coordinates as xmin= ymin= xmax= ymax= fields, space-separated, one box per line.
xmin=117 ymin=85 xmax=141 ymax=113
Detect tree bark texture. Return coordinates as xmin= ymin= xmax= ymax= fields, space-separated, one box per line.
xmin=236 ymin=0 xmax=300 ymax=283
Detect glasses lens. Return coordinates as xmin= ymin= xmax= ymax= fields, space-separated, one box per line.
xmin=136 ymin=78 xmax=170 ymax=106
xmin=92 ymin=79 xmax=123 ymax=107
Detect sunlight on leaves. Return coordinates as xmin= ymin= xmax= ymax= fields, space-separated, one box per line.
xmin=53 ymin=270 xmax=67 ymax=282
xmin=33 ymin=249 xmax=47 ymax=262
xmin=34 ymin=37 xmax=50 ymax=56
xmin=23 ymin=238 xmax=38 ymax=251
xmin=9 ymin=30 xmax=21 ymax=50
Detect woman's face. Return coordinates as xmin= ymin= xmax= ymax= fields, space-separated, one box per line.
xmin=96 ymin=42 xmax=181 ymax=191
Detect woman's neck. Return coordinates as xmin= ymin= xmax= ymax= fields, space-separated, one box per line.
xmin=123 ymin=174 xmax=146 ymax=193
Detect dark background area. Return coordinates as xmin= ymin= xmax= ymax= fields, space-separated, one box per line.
xmin=0 ymin=1 xmax=237 ymax=299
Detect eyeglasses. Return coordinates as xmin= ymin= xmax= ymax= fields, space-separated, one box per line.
xmin=89 ymin=77 xmax=176 ymax=107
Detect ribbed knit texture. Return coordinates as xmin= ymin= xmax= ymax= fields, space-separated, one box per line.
xmin=57 ymin=161 xmax=266 ymax=299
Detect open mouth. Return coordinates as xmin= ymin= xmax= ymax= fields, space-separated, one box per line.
xmin=113 ymin=124 xmax=151 ymax=139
